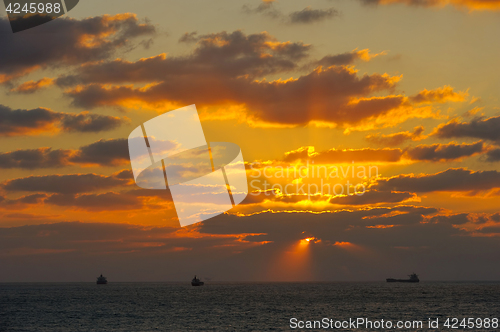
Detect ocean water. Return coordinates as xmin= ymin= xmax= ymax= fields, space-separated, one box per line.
xmin=0 ymin=282 xmax=499 ymax=331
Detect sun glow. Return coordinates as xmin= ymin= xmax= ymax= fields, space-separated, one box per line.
xmin=299 ymin=237 xmax=318 ymax=245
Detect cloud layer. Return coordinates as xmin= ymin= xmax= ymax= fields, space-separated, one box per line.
xmin=360 ymin=0 xmax=500 ymax=11
xmin=43 ymin=28 xmax=469 ymax=130
xmin=0 ymin=105 xmax=126 ymax=136
xmin=2 ymin=205 xmax=498 ymax=281
xmin=243 ymin=2 xmax=340 ymax=24
xmin=0 ymin=14 xmax=156 ymax=84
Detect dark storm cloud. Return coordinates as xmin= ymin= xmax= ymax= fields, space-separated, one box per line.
xmin=0 ymin=194 xmax=49 ymax=209
xmin=51 ymin=29 xmax=467 ymax=127
xmin=0 ymin=188 xmax=167 ymax=212
xmin=39 ymin=186 xmax=176 ymax=211
xmin=56 ymin=30 xmax=311 ymax=86
xmin=0 ymin=222 xmax=178 ymax=253
xmin=59 ymin=112 xmax=125 ymax=133
xmin=405 ymin=141 xmax=485 ymax=162
xmin=0 ymin=105 xmax=60 ymax=136
xmin=45 ymin=192 xmax=142 ymax=211
xmin=426 ymin=213 xmax=472 ymax=225
xmin=0 ymin=148 xmax=72 ymax=169
xmin=63 ymin=66 xmax=401 ymax=126
xmin=0 ymin=14 xmax=156 ymax=83
xmin=0 ymin=138 xmax=133 ymax=170
xmin=0 ymin=105 xmax=126 ymax=136
xmin=69 ymin=139 xmax=129 ymax=166
xmin=25 ymin=22 xmax=465 ymax=128
xmin=196 ymin=207 xmax=455 ymax=250
xmin=0 ymin=221 xmax=246 ymax=262
xmin=1 ymin=206 xmax=500 ymax=281
xmin=478 ymin=225 xmax=500 ymax=234
xmin=289 ymin=7 xmax=340 ymax=24
xmin=113 ymin=169 xmax=134 ymax=180
xmin=373 ymin=168 xmax=500 ymax=193
xmin=433 ymin=116 xmax=500 ymax=142
xmin=484 ymin=148 xmax=500 ymax=162
xmin=14 ymin=194 xmax=47 ymax=205
xmin=2 ymin=173 xmax=129 ymax=194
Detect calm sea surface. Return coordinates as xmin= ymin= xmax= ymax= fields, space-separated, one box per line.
xmin=1 ymin=282 xmax=499 ymax=331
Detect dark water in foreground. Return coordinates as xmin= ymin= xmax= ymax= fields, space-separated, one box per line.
xmin=0 ymin=282 xmax=499 ymax=331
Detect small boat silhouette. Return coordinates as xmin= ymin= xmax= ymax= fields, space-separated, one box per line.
xmin=191 ymin=275 xmax=204 ymax=286
xmin=96 ymin=274 xmax=108 ymax=284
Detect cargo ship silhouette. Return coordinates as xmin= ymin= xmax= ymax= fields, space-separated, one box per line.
xmin=386 ymin=273 xmax=419 ymax=283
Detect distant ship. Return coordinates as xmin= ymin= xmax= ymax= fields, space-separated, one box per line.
xmin=191 ymin=275 xmax=204 ymax=286
xmin=387 ymin=273 xmax=419 ymax=283
xmin=96 ymin=274 xmax=108 ymax=285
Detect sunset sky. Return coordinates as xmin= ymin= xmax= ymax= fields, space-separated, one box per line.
xmin=1 ymin=0 xmax=499 ymax=282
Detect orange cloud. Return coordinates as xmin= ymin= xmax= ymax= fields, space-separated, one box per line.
xmin=11 ymin=78 xmax=54 ymax=94
xmin=410 ymin=86 xmax=468 ymax=104
xmin=315 ymin=48 xmax=387 ymax=67
xmin=281 ymin=141 xmax=484 ymax=164
xmin=52 ymin=28 xmax=467 ymax=130
xmin=332 ymin=241 xmax=354 ymax=247
xmin=362 ymin=0 xmax=500 ymax=11
xmin=366 ymin=126 xmax=425 ymax=147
